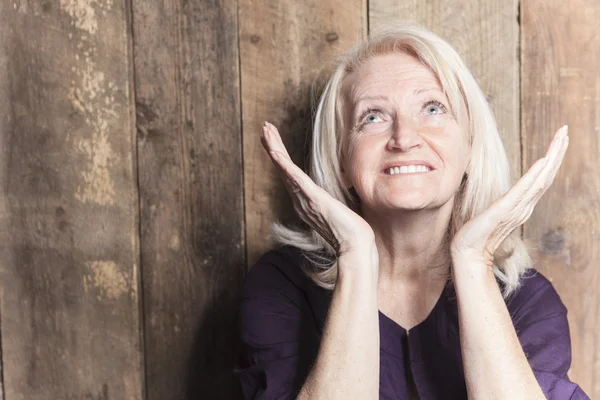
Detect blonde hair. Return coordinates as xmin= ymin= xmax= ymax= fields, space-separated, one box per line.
xmin=271 ymin=22 xmax=532 ymax=298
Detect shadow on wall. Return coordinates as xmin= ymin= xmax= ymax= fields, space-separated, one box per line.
xmin=183 ymin=82 xmax=318 ymax=399
xmin=185 ymin=286 xmax=245 ymax=399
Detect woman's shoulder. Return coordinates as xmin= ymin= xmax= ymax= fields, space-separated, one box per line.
xmin=242 ymin=245 xmax=316 ymax=302
xmin=246 ymin=244 xmax=307 ymax=282
xmin=240 ymin=245 xmax=332 ymax=334
xmin=505 ymin=267 xmax=568 ymax=327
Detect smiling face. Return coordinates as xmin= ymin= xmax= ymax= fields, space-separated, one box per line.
xmin=340 ymin=52 xmax=471 ymax=214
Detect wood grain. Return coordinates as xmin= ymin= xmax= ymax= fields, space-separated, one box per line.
xmin=240 ymin=0 xmax=367 ymax=266
xmin=0 ymin=301 xmax=3 ymax=400
xmin=370 ymin=0 xmax=521 ymax=184
xmin=130 ymin=0 xmax=246 ymax=398
xmin=521 ymin=0 xmax=600 ymax=396
xmin=0 ymin=0 xmax=143 ymax=399
xmin=0 ymin=6 xmax=6 ymax=397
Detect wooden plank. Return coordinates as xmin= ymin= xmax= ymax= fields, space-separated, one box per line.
xmin=521 ymin=0 xmax=600 ymax=396
xmin=0 ymin=1 xmax=143 ymax=399
xmin=0 ymin=302 xmax=3 ymax=400
xmin=241 ymin=0 xmax=367 ymax=265
xmin=130 ymin=0 xmax=246 ymax=398
xmin=370 ymin=0 xmax=521 ymax=184
xmin=0 ymin=4 xmax=7 ymax=398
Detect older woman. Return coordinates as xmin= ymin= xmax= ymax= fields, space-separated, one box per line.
xmin=234 ymin=24 xmax=589 ymax=399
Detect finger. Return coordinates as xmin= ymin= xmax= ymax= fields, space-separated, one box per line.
xmin=261 ymin=123 xmax=294 ymax=169
xmin=260 ymin=122 xmax=285 ymax=156
xmin=261 ymin=121 xmax=295 ymax=176
xmin=261 ymin=122 xmax=314 ymax=194
xmin=499 ymin=156 xmax=548 ymax=208
xmin=269 ymin=148 xmax=319 ymax=198
xmin=524 ymin=125 xmax=569 ymax=204
xmin=540 ymin=135 xmax=568 ymax=193
xmin=542 ymin=127 xmax=569 ymax=184
xmin=260 ymin=122 xmax=273 ymax=151
xmin=266 ymin=122 xmax=292 ymax=159
xmin=542 ymin=125 xmax=568 ymax=173
xmin=503 ymin=125 xmax=566 ymax=205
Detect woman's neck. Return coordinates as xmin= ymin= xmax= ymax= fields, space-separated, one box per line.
xmin=361 ymin=199 xmax=454 ymax=286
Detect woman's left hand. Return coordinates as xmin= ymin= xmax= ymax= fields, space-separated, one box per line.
xmin=450 ymin=125 xmax=570 ymax=266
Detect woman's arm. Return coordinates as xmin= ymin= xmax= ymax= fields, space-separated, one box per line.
xmin=259 ymin=122 xmax=382 ymax=398
xmin=297 ymin=247 xmax=380 ymax=399
xmin=451 ymin=255 xmax=545 ymax=400
xmin=449 ymin=125 xmax=570 ymax=399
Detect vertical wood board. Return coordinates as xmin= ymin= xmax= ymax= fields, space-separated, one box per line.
xmin=0 ymin=1 xmax=143 ymax=399
xmin=240 ymin=0 xmax=367 ymax=266
xmin=131 ymin=0 xmax=246 ymax=398
xmin=0 ymin=2 xmax=7 ymax=398
xmin=521 ymin=0 xmax=600 ymax=396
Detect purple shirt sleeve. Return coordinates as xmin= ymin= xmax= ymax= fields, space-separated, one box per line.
xmin=509 ymin=270 xmax=590 ymax=400
xmin=234 ymin=249 xmax=320 ymax=399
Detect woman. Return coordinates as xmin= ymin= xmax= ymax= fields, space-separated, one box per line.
xmin=234 ymin=23 xmax=590 ymax=399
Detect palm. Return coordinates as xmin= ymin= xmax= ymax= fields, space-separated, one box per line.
xmin=451 ymin=126 xmax=570 ymax=262
xmin=261 ymin=122 xmax=375 ymax=255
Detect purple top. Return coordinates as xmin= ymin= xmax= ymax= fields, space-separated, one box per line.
xmin=234 ymin=245 xmax=590 ymax=399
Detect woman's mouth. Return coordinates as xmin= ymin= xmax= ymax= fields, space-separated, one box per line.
xmin=384 ymin=165 xmax=432 ymax=175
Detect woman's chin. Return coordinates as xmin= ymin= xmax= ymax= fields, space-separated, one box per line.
xmin=377 ymin=199 xmax=433 ymax=212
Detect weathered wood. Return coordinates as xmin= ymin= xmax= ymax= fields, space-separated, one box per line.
xmin=521 ymin=0 xmax=600 ymax=396
xmin=131 ymin=0 xmax=245 ymax=398
xmin=0 ymin=302 xmax=3 ymax=400
xmin=241 ymin=0 xmax=367 ymax=266
xmin=370 ymin=0 xmax=521 ymax=184
xmin=0 ymin=7 xmax=6 ymax=398
xmin=0 ymin=1 xmax=143 ymax=399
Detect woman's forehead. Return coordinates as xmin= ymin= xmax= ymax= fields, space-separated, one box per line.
xmin=342 ymin=53 xmax=443 ymax=103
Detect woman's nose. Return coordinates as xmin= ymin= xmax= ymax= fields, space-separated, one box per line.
xmin=386 ymin=119 xmax=423 ymax=152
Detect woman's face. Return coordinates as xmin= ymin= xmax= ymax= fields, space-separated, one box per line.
xmin=341 ymin=52 xmax=470 ymax=213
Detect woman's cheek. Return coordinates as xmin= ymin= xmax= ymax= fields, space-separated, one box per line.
xmin=348 ymin=157 xmax=372 ymax=187
xmin=421 ymin=114 xmax=447 ymax=128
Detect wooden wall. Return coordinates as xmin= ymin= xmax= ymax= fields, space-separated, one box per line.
xmin=521 ymin=0 xmax=600 ymax=393
xmin=0 ymin=0 xmax=597 ymax=399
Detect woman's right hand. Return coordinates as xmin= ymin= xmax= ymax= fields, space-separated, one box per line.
xmin=261 ymin=121 xmax=376 ymax=257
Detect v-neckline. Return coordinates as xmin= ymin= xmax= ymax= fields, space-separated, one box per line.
xmin=377 ymin=289 xmax=446 ymax=363
xmin=378 ymin=282 xmax=448 ymax=333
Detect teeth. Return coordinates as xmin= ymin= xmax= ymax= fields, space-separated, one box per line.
xmin=387 ymin=165 xmax=431 ymax=175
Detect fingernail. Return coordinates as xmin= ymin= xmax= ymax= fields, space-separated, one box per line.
xmin=561 ymin=125 xmax=569 ymax=136
xmin=270 ymin=150 xmax=280 ymax=160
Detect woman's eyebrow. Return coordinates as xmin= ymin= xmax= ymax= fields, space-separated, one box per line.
xmin=354 ymin=94 xmax=390 ymax=103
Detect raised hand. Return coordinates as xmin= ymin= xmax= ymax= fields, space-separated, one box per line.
xmin=260 ymin=121 xmax=375 ymax=257
xmin=450 ymin=125 xmax=570 ymax=265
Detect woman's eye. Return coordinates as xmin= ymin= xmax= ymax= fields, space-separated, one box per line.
xmin=358 ymin=109 xmax=384 ymax=125
xmin=425 ymin=100 xmax=447 ymax=115
xmin=365 ymin=113 xmax=383 ymax=123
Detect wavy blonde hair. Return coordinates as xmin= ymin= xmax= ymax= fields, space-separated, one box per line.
xmin=271 ymin=22 xmax=532 ymax=298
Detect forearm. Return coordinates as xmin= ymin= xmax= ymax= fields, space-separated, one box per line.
xmin=297 ymin=248 xmax=380 ymax=399
xmin=452 ymin=256 xmax=545 ymax=400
